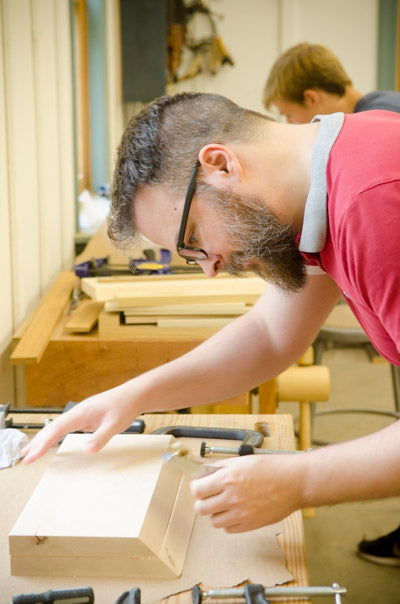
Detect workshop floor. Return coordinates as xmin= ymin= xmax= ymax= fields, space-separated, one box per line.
xmin=278 ymin=347 xmax=400 ymax=603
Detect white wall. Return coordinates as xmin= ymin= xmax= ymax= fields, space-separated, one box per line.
xmin=0 ymin=0 xmax=75 ymax=402
xmin=167 ymin=0 xmax=378 ymax=114
xmin=278 ymin=0 xmax=378 ymax=95
xmin=0 ymin=0 xmax=380 ymax=403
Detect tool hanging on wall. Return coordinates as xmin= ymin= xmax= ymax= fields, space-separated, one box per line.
xmin=167 ymin=0 xmax=234 ymax=83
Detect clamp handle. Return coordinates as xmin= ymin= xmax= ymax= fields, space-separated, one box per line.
xmin=12 ymin=587 xmax=94 ymax=604
xmin=115 ymin=588 xmax=141 ymax=604
xmin=244 ymin=584 xmax=271 ymax=604
xmin=152 ymin=426 xmax=264 ymax=447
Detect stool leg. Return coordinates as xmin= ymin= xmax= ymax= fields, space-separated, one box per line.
xmin=299 ymin=401 xmax=311 ymax=451
xmin=299 ymin=400 xmax=315 ymax=518
xmin=310 ymin=340 xmax=325 ymax=441
xmin=258 ymin=379 xmax=278 ymax=414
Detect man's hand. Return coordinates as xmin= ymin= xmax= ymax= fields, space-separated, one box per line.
xmin=190 ymin=454 xmax=305 ymax=533
xmin=22 ymin=386 xmax=142 ymax=464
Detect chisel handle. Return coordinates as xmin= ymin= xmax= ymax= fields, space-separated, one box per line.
xmin=12 ymin=586 xmax=94 ymax=604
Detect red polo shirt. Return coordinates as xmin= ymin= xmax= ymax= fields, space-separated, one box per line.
xmin=300 ymin=111 xmax=400 ymax=365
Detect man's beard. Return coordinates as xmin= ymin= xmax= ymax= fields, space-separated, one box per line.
xmin=202 ymin=185 xmax=307 ymax=292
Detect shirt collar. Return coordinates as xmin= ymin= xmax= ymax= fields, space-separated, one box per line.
xmin=299 ymin=112 xmax=345 ymax=253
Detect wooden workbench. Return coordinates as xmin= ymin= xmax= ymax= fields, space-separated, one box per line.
xmin=13 ymin=305 xmax=251 ymax=412
xmin=11 ymin=270 xmax=267 ymax=411
xmin=0 ymin=413 xmax=309 ymax=603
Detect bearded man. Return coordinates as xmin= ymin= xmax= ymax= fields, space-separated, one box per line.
xmin=23 ymin=93 xmax=400 ymax=541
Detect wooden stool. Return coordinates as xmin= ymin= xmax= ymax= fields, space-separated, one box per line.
xmin=258 ymin=357 xmax=330 ymax=452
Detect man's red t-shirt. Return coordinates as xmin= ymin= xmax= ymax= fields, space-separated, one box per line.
xmin=300 ymin=111 xmax=400 ymax=365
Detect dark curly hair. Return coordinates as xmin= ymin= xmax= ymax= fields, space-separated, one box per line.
xmin=107 ymin=92 xmax=271 ymax=249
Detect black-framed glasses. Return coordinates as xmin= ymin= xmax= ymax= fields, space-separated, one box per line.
xmin=176 ymin=160 xmax=208 ymax=265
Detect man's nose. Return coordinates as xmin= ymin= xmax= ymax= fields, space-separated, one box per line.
xmin=197 ymin=254 xmax=222 ymax=277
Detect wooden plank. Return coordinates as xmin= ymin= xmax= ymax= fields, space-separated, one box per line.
xmin=123 ymin=302 xmax=248 ymax=316
xmin=9 ymin=434 xmax=196 ymax=578
xmin=106 ymin=293 xmax=260 ymax=308
xmin=82 ymin=275 xmax=266 ymax=304
xmin=65 ymin=300 xmax=104 ymax=333
xmin=10 ymin=271 xmax=78 ymax=364
xmin=98 ymin=309 xmax=223 ymax=340
xmin=158 ymin=317 xmax=232 ymax=329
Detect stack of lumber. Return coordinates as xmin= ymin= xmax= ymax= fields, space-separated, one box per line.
xmin=80 ymin=273 xmax=267 ymax=337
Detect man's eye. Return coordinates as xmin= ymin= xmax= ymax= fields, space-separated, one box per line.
xmin=188 ymin=231 xmax=198 ymax=246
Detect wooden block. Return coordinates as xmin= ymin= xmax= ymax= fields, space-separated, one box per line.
xmin=9 ymin=434 xmax=196 ymax=578
xmin=65 ymin=299 xmax=104 ymax=333
xmin=11 ymin=270 xmax=78 ymax=364
xmin=107 ymin=293 xmax=256 ymax=309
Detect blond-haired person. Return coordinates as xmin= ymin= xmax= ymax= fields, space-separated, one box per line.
xmin=263 ymin=42 xmax=400 ymax=124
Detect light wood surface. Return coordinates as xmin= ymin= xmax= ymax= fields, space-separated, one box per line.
xmin=65 ymin=300 xmax=104 ymax=333
xmin=13 ymin=309 xmax=250 ymax=410
xmin=0 ymin=413 xmax=309 ymax=604
xmin=82 ymin=274 xmax=266 ymax=305
xmin=124 ymin=302 xmax=248 ymax=316
xmin=10 ymin=434 xmax=195 ymax=579
xmin=11 ymin=271 xmax=78 ymax=365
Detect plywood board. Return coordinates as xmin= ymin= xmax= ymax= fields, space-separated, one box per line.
xmin=9 ymin=434 xmax=196 ymax=578
xmin=82 ymin=275 xmax=266 ymax=305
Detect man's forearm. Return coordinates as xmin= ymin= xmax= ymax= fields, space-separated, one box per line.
xmin=300 ymin=419 xmax=400 ymax=506
xmin=122 ymin=309 xmax=291 ymax=414
xmin=125 ymin=275 xmax=341 ymax=414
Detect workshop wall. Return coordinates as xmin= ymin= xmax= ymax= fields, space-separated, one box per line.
xmin=0 ymin=0 xmax=380 ymax=404
xmin=0 ymin=0 xmax=75 ymax=402
xmin=164 ymin=0 xmax=378 ymax=115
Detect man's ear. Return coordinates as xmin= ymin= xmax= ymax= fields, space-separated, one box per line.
xmin=198 ymin=144 xmax=242 ymax=185
xmin=303 ymin=89 xmax=321 ymax=108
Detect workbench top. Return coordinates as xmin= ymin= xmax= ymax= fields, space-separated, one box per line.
xmin=0 ymin=413 xmax=309 ymax=603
